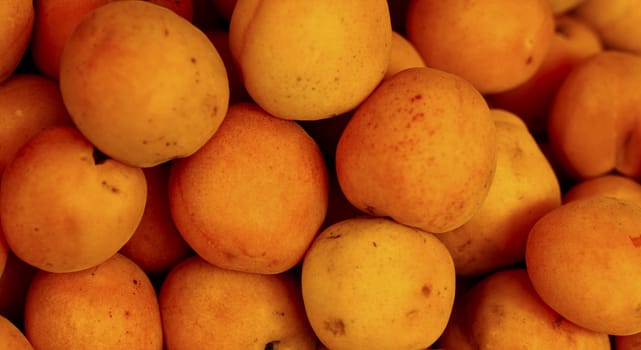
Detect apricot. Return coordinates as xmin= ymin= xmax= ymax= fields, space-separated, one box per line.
xmin=0 ymin=314 xmax=32 ymax=350
xmin=335 ymin=67 xmax=496 ymax=234
xmin=0 ymin=74 xmax=72 ymax=175
xmin=406 ymin=0 xmax=555 ymax=94
xmin=437 ymin=109 xmax=561 ymax=276
xmin=229 ymin=0 xmax=392 ymax=120
xmin=384 ymin=31 xmax=426 ymax=80
xmin=59 ymin=0 xmax=229 ymax=167
xmin=0 ymin=251 xmax=37 ymax=329
xmin=0 ymin=126 xmax=147 ymax=273
xmin=0 ymin=0 xmax=33 ymax=83
xmin=119 ymin=163 xmax=193 ymax=276
xmin=487 ymin=15 xmax=603 ymax=139
xmin=160 ymin=256 xmax=317 ymax=349
xmin=24 ymin=254 xmax=163 ymax=349
xmin=31 ymin=0 xmax=194 ymax=80
xmin=301 ymin=217 xmax=456 ymax=349
xmin=438 ymin=269 xmax=610 ymax=349
xmin=526 ymin=196 xmax=641 ymax=335
xmin=169 ymin=103 xmax=328 ymax=274
xmin=574 ymin=0 xmax=641 ymax=55
xmin=547 ymin=50 xmax=641 ymax=179
xmin=563 ymin=174 xmax=641 ymax=206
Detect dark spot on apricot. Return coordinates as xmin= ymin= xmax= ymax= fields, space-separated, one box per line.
xmin=526 ymin=56 xmax=533 ymax=65
xmin=422 ymin=284 xmax=431 ymax=297
xmin=372 ymin=241 xmax=377 ymax=247
xmin=364 ymin=205 xmax=376 ymax=215
xmin=553 ymin=315 xmax=564 ymax=328
xmin=324 ymin=319 xmax=345 ymax=336
xmin=264 ymin=341 xmax=280 ymax=350
xmin=101 ymin=180 xmax=120 ymax=193
xmin=190 ymin=57 xmax=197 ymax=64
xmin=410 ymin=94 xmax=422 ymax=102
xmin=555 ymin=24 xmax=570 ymax=38
xmin=630 ymin=236 xmax=641 ymax=247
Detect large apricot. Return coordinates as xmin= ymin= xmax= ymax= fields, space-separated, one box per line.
xmin=526 ymin=196 xmax=641 ymax=335
xmin=59 ymin=0 xmax=229 ymax=167
xmin=406 ymin=0 xmax=554 ymax=94
xmin=335 ymin=67 xmax=496 ymax=234
xmin=169 ymin=103 xmax=328 ymax=274
xmin=547 ymin=50 xmax=641 ymax=179
xmin=229 ymin=0 xmax=391 ymax=120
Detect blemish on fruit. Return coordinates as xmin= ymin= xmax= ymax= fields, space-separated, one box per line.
xmin=555 ymin=24 xmax=570 ymax=38
xmin=324 ymin=318 xmax=345 ymax=336
xmin=92 ymin=148 xmax=109 ymax=165
xmin=526 ymin=55 xmax=533 ymax=65
xmin=410 ymin=94 xmax=422 ymax=102
xmin=132 ymin=279 xmax=138 ymax=285
xmin=364 ymin=205 xmax=376 ymax=215
xmin=553 ymin=315 xmax=564 ymax=329
xmin=101 ymin=180 xmax=120 ymax=194
xmin=406 ymin=309 xmax=419 ymax=318
xmin=264 ymin=341 xmax=280 ymax=350
xmin=630 ymin=235 xmax=641 ymax=247
xmin=422 ymin=284 xmax=431 ymax=297
xmin=372 ymin=241 xmax=377 ymax=247
xmin=190 ymin=57 xmax=197 ymax=64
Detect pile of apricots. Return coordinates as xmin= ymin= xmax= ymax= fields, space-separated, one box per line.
xmin=2 ymin=0 xmax=641 ymax=349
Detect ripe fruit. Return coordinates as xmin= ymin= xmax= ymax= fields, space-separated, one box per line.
xmin=563 ymin=174 xmax=641 ymax=206
xmin=547 ymin=50 xmax=641 ymax=179
xmin=574 ymin=0 xmax=641 ymax=55
xmin=406 ymin=0 xmax=555 ymax=94
xmin=301 ymin=217 xmax=456 ymax=349
xmin=487 ymin=14 xmax=603 ymax=139
xmin=437 ymin=109 xmax=561 ymax=276
xmin=336 ymin=66 xmax=496 ymax=234
xmin=0 ymin=74 xmax=71 ymax=175
xmin=229 ymin=0 xmax=392 ymax=120
xmin=119 ymin=163 xmax=193 ymax=276
xmin=0 ymin=0 xmax=33 ymax=83
xmin=24 ymin=253 xmax=163 ymax=349
xmin=0 ymin=126 xmax=147 ymax=273
xmin=59 ymin=0 xmax=229 ymax=167
xmin=526 ymin=196 xmax=641 ymax=335
xmin=438 ymin=268 xmax=610 ymax=349
xmin=160 ymin=256 xmax=318 ymax=350
xmin=169 ymin=102 xmax=328 ymax=274
xmin=0 ymin=314 xmax=32 ymax=350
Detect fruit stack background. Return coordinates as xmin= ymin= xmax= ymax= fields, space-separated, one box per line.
xmin=1 ymin=0 xmax=641 ymax=349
